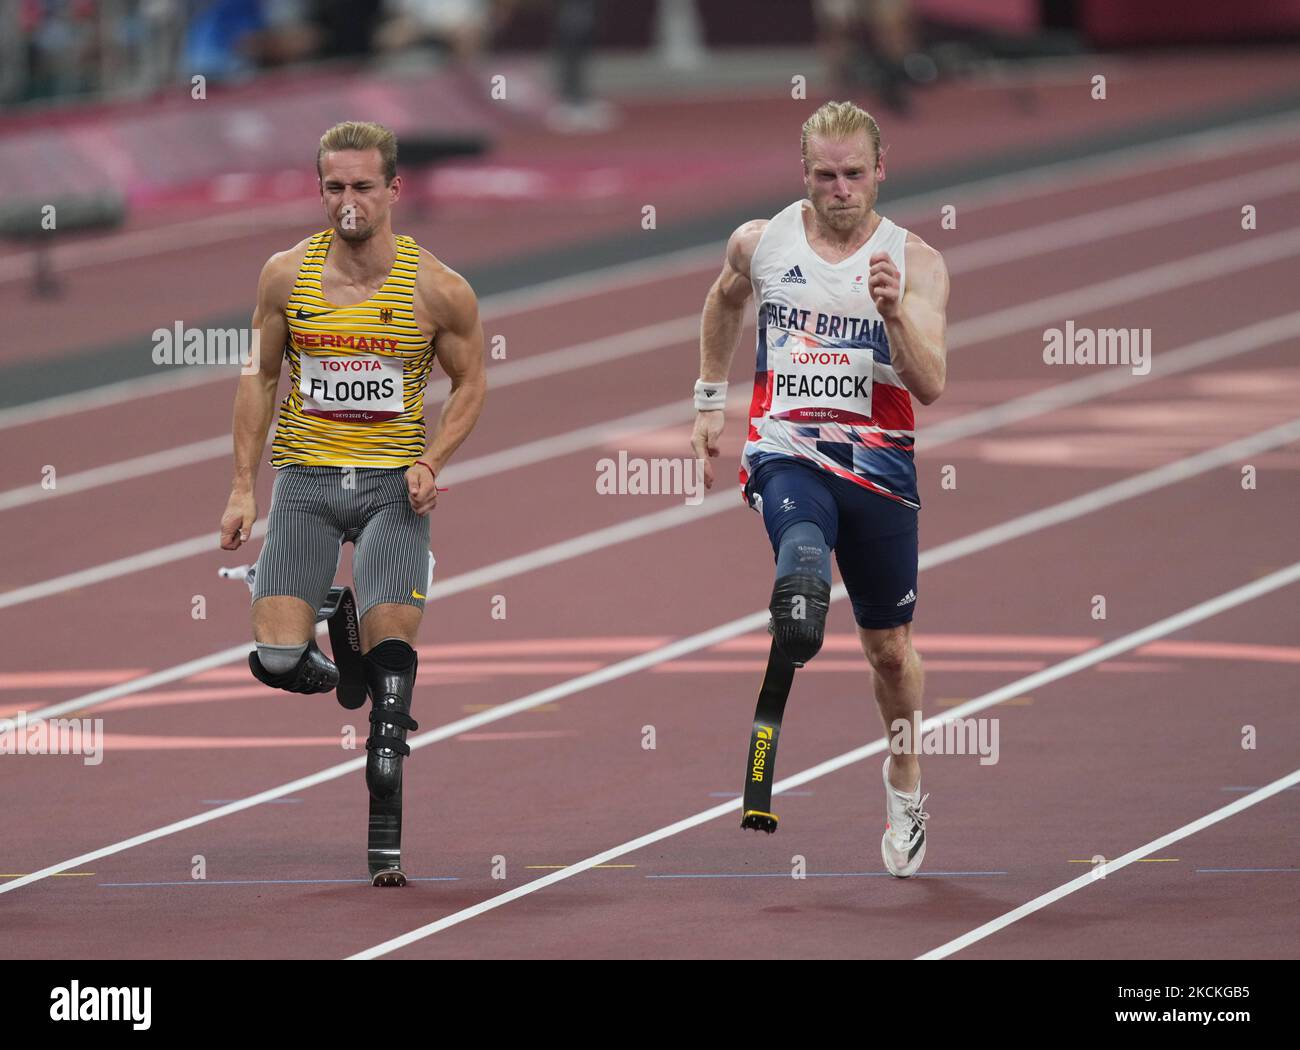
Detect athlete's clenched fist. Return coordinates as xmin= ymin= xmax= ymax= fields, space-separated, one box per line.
xmin=868 ymin=251 xmax=902 ymax=319
xmin=220 ymin=489 xmax=256 ymax=550
xmin=406 ymin=460 xmax=439 ymax=516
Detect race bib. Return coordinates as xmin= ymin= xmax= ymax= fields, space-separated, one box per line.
xmin=300 ymin=354 xmax=404 ymax=422
xmin=767 ymin=329 xmax=873 ymax=425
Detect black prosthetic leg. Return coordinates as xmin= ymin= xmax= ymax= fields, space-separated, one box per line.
xmin=739 ymin=574 xmax=831 ymax=833
xmin=363 ymin=639 xmax=419 ymax=887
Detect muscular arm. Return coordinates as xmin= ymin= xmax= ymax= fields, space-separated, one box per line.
xmin=871 ymin=236 xmax=949 ymax=406
xmin=407 ymin=261 xmax=486 ymax=513
xmin=693 ymin=219 xmax=766 ymax=487
xmin=220 ymin=253 xmax=292 ymax=550
xmin=699 ymin=219 xmax=765 ymax=383
xmin=420 ymin=267 xmax=486 ymax=475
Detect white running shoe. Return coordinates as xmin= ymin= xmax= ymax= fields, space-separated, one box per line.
xmin=881 ymin=757 xmax=930 ymax=878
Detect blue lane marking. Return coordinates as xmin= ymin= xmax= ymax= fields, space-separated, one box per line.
xmin=646 ymin=871 xmax=1007 ymax=879
xmin=1195 ymin=868 xmax=1298 ymax=873
xmin=200 ymin=799 xmax=303 ymax=805
xmin=99 ymin=876 xmax=458 ymax=887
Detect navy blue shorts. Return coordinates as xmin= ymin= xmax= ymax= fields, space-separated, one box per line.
xmin=746 ymin=455 xmax=918 ymax=631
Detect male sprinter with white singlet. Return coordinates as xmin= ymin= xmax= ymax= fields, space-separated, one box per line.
xmin=691 ymin=101 xmax=949 ymax=877
xmin=219 ymin=121 xmax=486 ymax=885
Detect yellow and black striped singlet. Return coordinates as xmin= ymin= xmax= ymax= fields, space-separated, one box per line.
xmin=270 ymin=229 xmax=437 ymax=468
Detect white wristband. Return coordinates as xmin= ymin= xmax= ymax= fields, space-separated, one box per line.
xmin=694 ymin=379 xmax=728 ymax=411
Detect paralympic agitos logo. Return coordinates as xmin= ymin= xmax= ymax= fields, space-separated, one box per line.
xmin=750 ymin=726 xmax=774 ymax=783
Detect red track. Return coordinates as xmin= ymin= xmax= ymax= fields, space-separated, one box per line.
xmin=1 ymin=59 xmax=1298 ymax=959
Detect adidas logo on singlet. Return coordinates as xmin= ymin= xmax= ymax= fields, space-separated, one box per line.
xmin=780 ymin=265 xmax=807 ymax=285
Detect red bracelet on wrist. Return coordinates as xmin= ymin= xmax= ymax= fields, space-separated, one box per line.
xmin=412 ymin=460 xmax=436 ymax=481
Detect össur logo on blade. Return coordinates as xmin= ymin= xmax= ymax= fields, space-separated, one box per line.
xmin=751 ymin=725 xmax=774 ymax=783
xmin=300 ymin=354 xmax=404 ymax=422
xmin=50 ymin=982 xmax=151 ymax=1031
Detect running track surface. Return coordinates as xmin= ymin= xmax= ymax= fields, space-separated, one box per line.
xmin=1 ymin=58 xmax=1298 ymax=959
xmin=3 ymin=49 xmax=1298 ymax=366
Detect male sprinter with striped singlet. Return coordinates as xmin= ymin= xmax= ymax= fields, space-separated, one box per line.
xmin=218 ymin=121 xmax=487 ymax=885
xmin=691 ymin=101 xmax=949 ymax=877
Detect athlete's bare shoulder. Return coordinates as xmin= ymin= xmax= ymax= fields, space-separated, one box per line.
xmin=726 ymin=219 xmax=770 ymax=278
xmin=257 ymin=237 xmax=312 ymax=311
xmin=903 ymin=230 xmax=945 ymax=271
xmin=414 ymin=246 xmax=478 ymax=335
xmin=713 ymin=219 xmax=769 ymax=306
xmin=902 ymin=230 xmax=949 ymax=306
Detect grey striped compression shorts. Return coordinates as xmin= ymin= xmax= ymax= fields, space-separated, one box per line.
xmin=252 ymin=466 xmax=433 ymax=619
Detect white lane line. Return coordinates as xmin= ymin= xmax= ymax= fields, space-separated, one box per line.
xmin=918 ymin=310 xmax=1300 ymax=448
xmin=871 ymin=110 xmax=1300 ymax=223
xmin=449 ymin=146 xmax=1300 ymax=319
xmin=438 ymin=402 xmax=692 ymax=485
xmin=0 ymin=435 xmax=232 ymax=511
xmin=6 ymin=419 xmax=1297 ymax=897
xmin=349 ymin=560 xmax=1300 ymax=959
xmin=3 ymin=105 xmax=1296 ymax=291
xmin=0 ymin=395 xmax=694 ymax=513
xmin=6 ymin=112 xmax=1299 ymax=433
xmin=0 ymin=317 xmax=697 ymax=446
xmin=6 ymin=214 xmax=1298 ymax=609
xmin=947 ymin=225 xmax=1300 ymax=349
xmin=913 ymin=417 xmax=1300 ymax=568
xmin=917 ymin=767 xmax=1300 ymax=960
xmin=424 ymin=110 xmax=1300 ymax=324
xmin=0 ymin=199 xmax=322 ymax=286
xmin=0 ymin=366 xmax=234 ymax=433
xmin=20 ymin=378 xmax=1300 ymax=719
xmin=0 ymin=526 xmax=271 ymax=613
xmin=942 ymin=159 xmax=1300 ymax=275
xmin=19 ymin=491 xmax=736 ymax=725
xmin=423 ymin=495 xmax=729 ymax=602
xmin=4 ymin=143 xmax=1295 ymax=501
xmin=0 ymin=314 xmax=699 ymax=437
xmin=8 ymin=206 xmax=1300 ymax=518
xmin=0 ymin=399 xmax=698 ymax=612
xmin=15 ymin=639 xmax=264 ymax=723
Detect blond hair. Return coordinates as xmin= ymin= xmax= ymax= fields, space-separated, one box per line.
xmin=316 ymin=121 xmax=398 ymax=184
xmin=800 ymin=101 xmax=881 ymax=166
